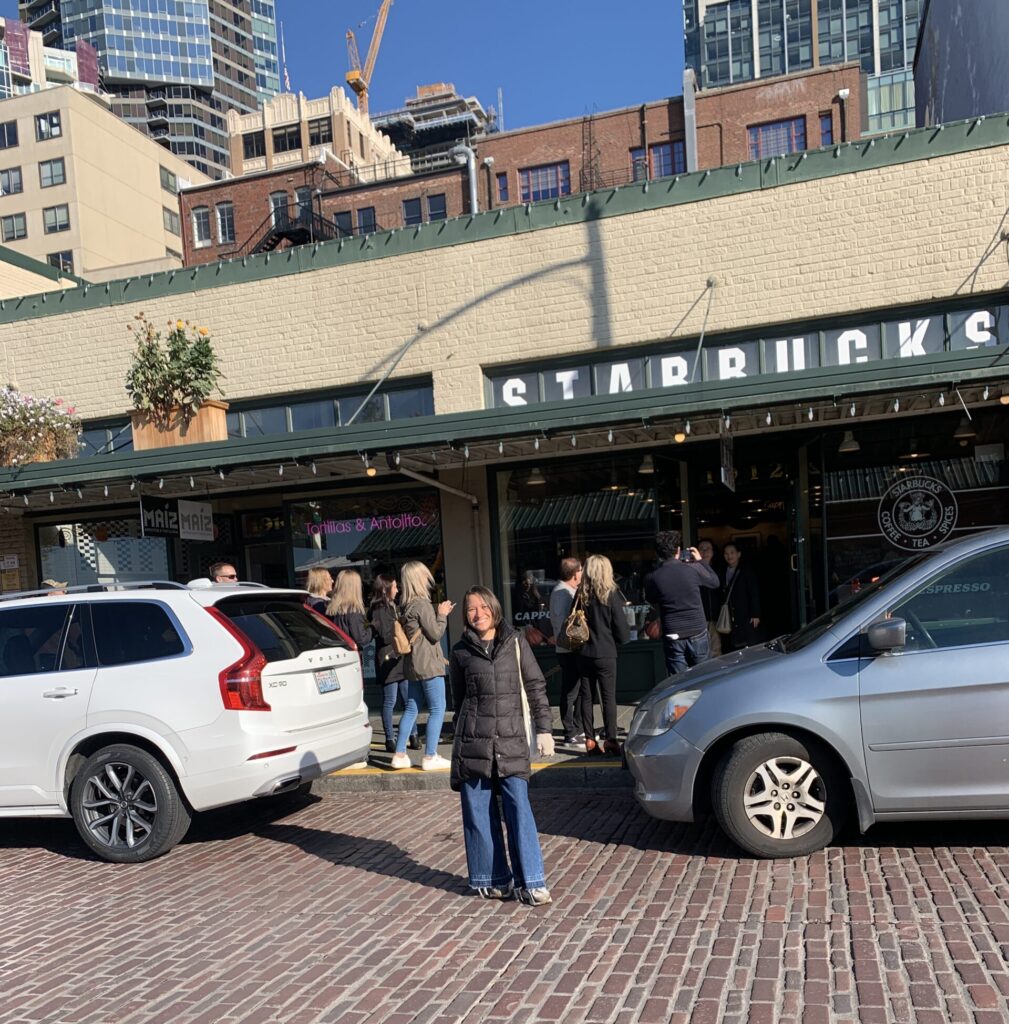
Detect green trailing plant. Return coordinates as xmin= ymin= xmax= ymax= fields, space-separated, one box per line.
xmin=0 ymin=386 xmax=81 ymax=467
xmin=125 ymin=313 xmax=224 ymax=430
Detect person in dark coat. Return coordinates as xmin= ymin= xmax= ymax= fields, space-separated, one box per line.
xmin=722 ymin=543 xmax=762 ymax=652
xmin=575 ymin=554 xmax=631 ymax=756
xmin=449 ymin=585 xmax=555 ymax=906
xmin=325 ymin=569 xmax=373 ymax=649
xmin=305 ymin=567 xmax=333 ymax=614
xmin=370 ymin=573 xmax=419 ymax=754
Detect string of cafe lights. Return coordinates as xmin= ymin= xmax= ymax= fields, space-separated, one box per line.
xmin=2 ymin=381 xmax=1008 ymax=508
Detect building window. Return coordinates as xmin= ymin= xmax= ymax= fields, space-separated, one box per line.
xmin=39 ymin=158 xmax=65 ymax=188
xmin=42 ymin=204 xmax=70 ymax=233
xmin=35 ymin=111 xmax=61 ymax=141
xmin=308 ymin=117 xmax=332 ymax=146
xmin=629 ymin=141 xmax=686 ymax=181
xmin=519 ymin=161 xmax=571 ymax=202
xmin=0 ymin=166 xmax=22 ymax=195
xmin=820 ymin=111 xmax=834 ymax=146
xmin=357 ymin=206 xmax=376 ymax=234
xmin=242 ymin=131 xmax=266 ymax=160
xmin=272 ymin=124 xmax=301 ymax=154
xmin=747 ymin=116 xmax=807 ymax=159
xmin=496 ymin=172 xmax=509 ymax=202
xmin=159 ymin=166 xmax=177 ymax=194
xmin=191 ymin=206 xmax=211 ymax=248
xmin=47 ymin=250 xmax=73 ymax=274
xmin=163 ymin=206 xmax=181 ymax=235
xmin=1 ymin=212 xmax=26 ymax=241
xmin=427 ymin=193 xmax=447 ymax=221
xmin=216 ymin=201 xmax=235 ymax=244
xmin=0 ymin=121 xmax=18 ymax=149
xmin=334 ymin=210 xmax=352 ymax=237
xmin=403 ymin=197 xmax=422 ymax=226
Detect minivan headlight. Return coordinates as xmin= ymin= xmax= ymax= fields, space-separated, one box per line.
xmin=632 ymin=690 xmax=701 ymax=737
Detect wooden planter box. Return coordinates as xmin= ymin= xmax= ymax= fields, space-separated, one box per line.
xmin=130 ymin=399 xmax=230 ymax=451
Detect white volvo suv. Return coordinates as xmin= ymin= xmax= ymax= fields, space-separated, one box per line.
xmin=0 ymin=582 xmax=371 ymax=862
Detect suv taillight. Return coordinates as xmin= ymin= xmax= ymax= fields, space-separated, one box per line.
xmin=206 ymin=606 xmax=271 ymax=711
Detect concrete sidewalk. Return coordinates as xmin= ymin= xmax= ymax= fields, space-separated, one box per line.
xmin=315 ymin=701 xmax=640 ymax=793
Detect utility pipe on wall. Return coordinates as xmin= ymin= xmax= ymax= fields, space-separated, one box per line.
xmin=451 ymin=144 xmax=479 ymax=215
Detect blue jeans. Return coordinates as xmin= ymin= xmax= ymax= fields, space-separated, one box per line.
xmin=382 ymin=680 xmax=417 ymax=746
xmin=396 ymin=676 xmax=446 ymax=757
xmin=662 ymin=628 xmax=710 ymax=677
xmin=459 ymin=774 xmax=547 ymax=890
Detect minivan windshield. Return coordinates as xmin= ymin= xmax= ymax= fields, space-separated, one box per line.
xmin=777 ymin=551 xmax=934 ymax=653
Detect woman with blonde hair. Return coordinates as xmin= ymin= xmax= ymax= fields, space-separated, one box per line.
xmin=575 ymin=554 xmax=630 ymax=756
xmin=392 ymin=560 xmax=455 ymax=771
xmin=325 ymin=568 xmax=373 ymax=649
xmin=305 ymin=567 xmax=333 ymax=614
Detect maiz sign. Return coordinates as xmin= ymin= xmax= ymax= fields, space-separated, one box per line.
xmin=877 ymin=476 xmax=959 ymax=551
xmin=488 ymin=304 xmax=1007 ymax=407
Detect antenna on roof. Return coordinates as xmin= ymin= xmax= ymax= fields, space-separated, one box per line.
xmin=280 ymin=21 xmax=291 ymax=92
xmin=497 ymin=86 xmax=505 ymax=132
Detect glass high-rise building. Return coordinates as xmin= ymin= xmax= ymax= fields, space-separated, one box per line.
xmin=19 ymin=0 xmax=280 ymax=178
xmin=684 ymin=0 xmax=922 ymax=133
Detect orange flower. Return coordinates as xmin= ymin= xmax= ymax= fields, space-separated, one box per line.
xmin=198 ymin=327 xmax=209 ymax=336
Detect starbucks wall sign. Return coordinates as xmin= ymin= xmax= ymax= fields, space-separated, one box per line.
xmin=878 ymin=475 xmax=959 ymax=550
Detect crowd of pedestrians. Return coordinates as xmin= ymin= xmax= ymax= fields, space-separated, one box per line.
xmin=300 ymin=534 xmax=762 ymax=908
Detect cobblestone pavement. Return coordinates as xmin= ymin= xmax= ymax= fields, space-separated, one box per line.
xmin=3 ymin=791 xmax=1009 ymax=1024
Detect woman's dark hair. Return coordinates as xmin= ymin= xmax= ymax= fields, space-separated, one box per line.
xmin=463 ymin=585 xmax=503 ymax=628
xmin=370 ymin=573 xmax=398 ymax=611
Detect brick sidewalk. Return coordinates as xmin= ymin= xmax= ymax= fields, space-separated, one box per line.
xmin=2 ymin=791 xmax=1009 ymax=1024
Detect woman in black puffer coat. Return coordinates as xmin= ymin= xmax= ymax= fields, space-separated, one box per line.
xmin=449 ymin=585 xmax=555 ymax=907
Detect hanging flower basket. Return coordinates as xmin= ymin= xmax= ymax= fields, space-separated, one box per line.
xmin=125 ymin=313 xmax=227 ymax=450
xmin=0 ymin=387 xmax=81 ymax=468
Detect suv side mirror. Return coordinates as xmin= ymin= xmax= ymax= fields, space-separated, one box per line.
xmin=867 ymin=618 xmax=906 ymax=653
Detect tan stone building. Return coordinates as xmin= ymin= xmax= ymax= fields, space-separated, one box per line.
xmin=0 ymin=85 xmax=208 ymax=278
xmin=0 ymin=112 xmax=1006 ymax=697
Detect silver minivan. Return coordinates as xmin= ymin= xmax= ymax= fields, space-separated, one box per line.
xmin=625 ymin=527 xmax=1009 ymax=858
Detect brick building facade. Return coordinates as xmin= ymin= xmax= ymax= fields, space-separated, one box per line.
xmin=180 ymin=63 xmax=862 ymax=266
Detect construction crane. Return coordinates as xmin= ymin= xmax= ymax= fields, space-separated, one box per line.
xmin=345 ymin=0 xmax=393 ymax=117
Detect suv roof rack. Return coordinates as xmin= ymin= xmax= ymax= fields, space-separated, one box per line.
xmin=0 ymin=580 xmax=189 ymax=604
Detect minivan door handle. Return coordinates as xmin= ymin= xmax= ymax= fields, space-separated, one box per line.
xmin=42 ymin=687 xmax=78 ymax=699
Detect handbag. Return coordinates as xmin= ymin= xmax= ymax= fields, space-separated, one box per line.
xmin=392 ymin=619 xmax=413 ymax=656
xmin=716 ymin=572 xmax=739 ymax=635
xmin=560 ymin=592 xmax=590 ymax=652
xmin=515 ymin=638 xmax=537 ymax=759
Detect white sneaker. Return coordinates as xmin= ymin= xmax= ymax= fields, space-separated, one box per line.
xmin=390 ymin=753 xmax=412 ymax=769
xmin=517 ymin=886 xmax=552 ymax=907
xmin=421 ymin=754 xmax=451 ymax=771
xmin=346 ymin=761 xmax=369 ymax=770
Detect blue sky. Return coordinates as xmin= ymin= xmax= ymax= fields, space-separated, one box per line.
xmin=0 ymin=0 xmax=686 ymax=129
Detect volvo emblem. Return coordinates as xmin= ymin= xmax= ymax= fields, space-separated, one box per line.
xmin=878 ymin=475 xmax=958 ymax=551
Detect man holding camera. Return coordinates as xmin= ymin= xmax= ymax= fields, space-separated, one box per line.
xmin=644 ymin=530 xmax=720 ymax=676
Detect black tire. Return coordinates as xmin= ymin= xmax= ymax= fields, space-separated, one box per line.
xmin=711 ymin=732 xmax=847 ymax=858
xmin=70 ymin=744 xmax=191 ymax=864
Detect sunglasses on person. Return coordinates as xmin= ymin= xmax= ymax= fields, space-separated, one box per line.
xmin=216 ymin=573 xmax=238 ymax=580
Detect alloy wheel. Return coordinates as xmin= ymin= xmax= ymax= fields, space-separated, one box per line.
xmin=742 ymin=755 xmax=825 ymax=840
xmin=79 ymin=761 xmax=159 ymax=851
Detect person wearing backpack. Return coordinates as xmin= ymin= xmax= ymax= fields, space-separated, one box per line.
xmin=549 ymin=557 xmax=586 ymax=746
xmin=391 ymin=560 xmax=455 ymax=771
xmin=575 ymin=554 xmax=630 ymax=755
xmin=370 ymin=573 xmax=419 ymax=753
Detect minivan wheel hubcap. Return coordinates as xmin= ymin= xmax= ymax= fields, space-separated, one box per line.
xmin=80 ymin=763 xmax=158 ymax=849
xmin=743 ymin=756 xmax=825 ymax=840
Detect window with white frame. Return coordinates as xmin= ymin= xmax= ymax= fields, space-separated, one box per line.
xmin=191 ymin=206 xmax=211 ymax=248
xmin=216 ymin=201 xmax=235 ymax=244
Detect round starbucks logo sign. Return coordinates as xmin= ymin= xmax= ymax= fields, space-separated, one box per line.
xmin=878 ymin=475 xmax=958 ymax=551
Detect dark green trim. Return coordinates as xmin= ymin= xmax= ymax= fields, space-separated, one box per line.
xmin=5 ymin=343 xmax=1008 ymax=492
xmin=0 ymin=244 xmax=87 ymax=288
xmin=1 ymin=113 xmax=1008 ymax=324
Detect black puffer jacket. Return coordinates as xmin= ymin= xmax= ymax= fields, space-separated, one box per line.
xmin=449 ymin=624 xmax=552 ymax=791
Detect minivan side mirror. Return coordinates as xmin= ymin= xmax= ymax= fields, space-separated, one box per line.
xmin=867 ymin=618 xmax=906 ymax=653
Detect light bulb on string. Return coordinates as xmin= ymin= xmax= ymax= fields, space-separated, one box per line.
xmin=463 ymin=445 xmax=470 ymax=459
xmin=158 ymin=477 xmax=164 ymax=489
xmin=607 ymin=429 xmax=613 ymax=443
xmin=103 ymin=484 xmax=108 ymax=497
xmin=570 ymin=434 xmax=576 ymax=447
xmin=189 ymin=476 xmax=195 ymax=489
xmin=850 ymin=402 xmax=856 ymax=417
xmin=807 ymin=407 xmax=814 ymax=421
xmin=310 ymin=461 xmax=317 ymax=475
xmin=218 ymin=468 xmax=225 ymax=480
xmin=130 ymin=480 xmax=136 ymax=492
xmin=724 ymin=414 xmax=731 ymax=430
xmin=893 ymin=398 xmax=900 ymax=412
xmin=75 ymin=487 xmax=82 ymax=499
xmin=983 ymin=385 xmax=990 ymax=400
xmin=278 ymin=464 xmax=284 ymax=476
xmin=498 ymin=441 xmax=504 ymax=455
xmin=49 ymin=491 xmax=54 ymax=503
xmin=22 ymin=494 xmax=28 ymax=506
xmin=685 ymin=420 xmax=691 ymax=435
xmin=765 ymin=411 xmax=772 ymax=426
xmin=534 ymin=437 xmax=540 ymax=451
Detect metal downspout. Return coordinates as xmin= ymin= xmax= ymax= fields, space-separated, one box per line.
xmin=450 ymin=144 xmax=479 ymax=215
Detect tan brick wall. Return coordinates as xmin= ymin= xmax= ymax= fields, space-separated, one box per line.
xmin=5 ymin=138 xmax=1009 ymax=422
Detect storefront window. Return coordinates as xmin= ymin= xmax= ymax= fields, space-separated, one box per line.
xmin=38 ymin=520 xmax=169 ymax=586
xmin=289 ymin=489 xmax=443 ymax=678
xmin=821 ymin=412 xmax=1009 ymax=606
xmin=495 ymin=451 xmax=683 ymax=649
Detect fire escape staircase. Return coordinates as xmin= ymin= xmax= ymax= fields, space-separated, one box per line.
xmin=241 ymin=203 xmax=338 ymax=258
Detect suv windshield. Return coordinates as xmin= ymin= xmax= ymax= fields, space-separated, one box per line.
xmin=214 ymin=595 xmax=349 ymax=661
xmin=779 ymin=552 xmax=933 ymax=653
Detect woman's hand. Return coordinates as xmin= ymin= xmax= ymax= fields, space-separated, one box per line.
xmin=437 ymin=600 xmax=455 ymax=616
xmin=536 ymin=733 xmax=555 ymax=757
